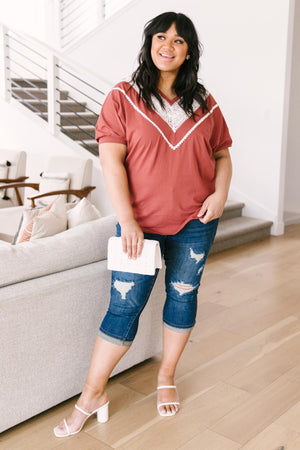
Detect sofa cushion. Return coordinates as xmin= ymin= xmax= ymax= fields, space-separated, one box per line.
xmin=0 ymin=214 xmax=117 ymax=288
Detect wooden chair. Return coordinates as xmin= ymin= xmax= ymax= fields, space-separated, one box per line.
xmin=0 ymin=150 xmax=27 ymax=207
xmin=2 ymin=181 xmax=95 ymax=209
xmin=0 ymin=156 xmax=96 ymax=242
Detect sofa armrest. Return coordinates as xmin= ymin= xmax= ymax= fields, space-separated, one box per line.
xmin=0 ymin=215 xmax=118 ymax=288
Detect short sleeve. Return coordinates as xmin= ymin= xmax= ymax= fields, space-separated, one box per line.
xmin=95 ymin=89 xmax=127 ymax=145
xmin=209 ymin=100 xmax=232 ymax=153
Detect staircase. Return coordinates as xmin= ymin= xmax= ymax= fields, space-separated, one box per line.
xmin=211 ymin=200 xmax=272 ymax=254
xmin=11 ymin=79 xmax=99 ymax=155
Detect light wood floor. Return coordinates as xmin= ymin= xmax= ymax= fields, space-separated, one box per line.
xmin=1 ymin=224 xmax=300 ymax=450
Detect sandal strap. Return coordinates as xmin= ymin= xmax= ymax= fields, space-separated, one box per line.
xmin=157 ymin=402 xmax=180 ymax=407
xmin=75 ymin=404 xmax=89 ymax=416
xmin=63 ymin=418 xmax=70 ymax=435
xmin=157 ymin=385 xmax=176 ymax=390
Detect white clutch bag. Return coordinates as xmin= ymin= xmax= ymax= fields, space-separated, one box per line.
xmin=107 ymin=236 xmax=162 ymax=275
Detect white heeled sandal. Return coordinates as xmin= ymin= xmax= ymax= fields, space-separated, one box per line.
xmin=53 ymin=401 xmax=109 ymax=438
xmin=157 ymin=385 xmax=180 ymax=417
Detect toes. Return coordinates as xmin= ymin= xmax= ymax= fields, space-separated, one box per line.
xmin=54 ymin=423 xmax=65 ymax=436
xmin=56 ymin=422 xmax=65 ymax=432
xmin=158 ymin=405 xmax=169 ymax=415
xmin=159 ymin=405 xmax=177 ymax=415
xmin=55 ymin=418 xmax=70 ymax=435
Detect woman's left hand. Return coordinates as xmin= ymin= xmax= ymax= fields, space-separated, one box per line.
xmin=197 ymin=192 xmax=226 ymax=224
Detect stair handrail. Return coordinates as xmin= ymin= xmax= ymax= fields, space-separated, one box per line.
xmin=0 ymin=20 xmax=112 ymax=95
xmin=0 ymin=20 xmax=112 ymax=155
xmin=52 ymin=0 xmax=135 ymax=50
xmin=57 ymin=0 xmax=104 ymax=49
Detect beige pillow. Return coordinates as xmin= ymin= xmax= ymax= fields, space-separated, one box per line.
xmin=31 ymin=196 xmax=67 ymax=240
xmin=67 ymin=197 xmax=101 ymax=228
xmin=16 ymin=196 xmax=67 ymax=244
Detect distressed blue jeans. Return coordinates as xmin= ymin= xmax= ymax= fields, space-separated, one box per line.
xmin=98 ymin=219 xmax=219 ymax=346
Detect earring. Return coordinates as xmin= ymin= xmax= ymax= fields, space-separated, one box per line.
xmin=186 ymin=54 xmax=190 ymax=60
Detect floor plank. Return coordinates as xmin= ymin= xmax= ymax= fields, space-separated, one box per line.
xmin=241 ymin=422 xmax=300 ymax=449
xmin=178 ymin=429 xmax=241 ymax=450
xmin=275 ymin=399 xmax=300 ymax=433
xmin=226 ymin=324 xmax=300 ymax=393
xmin=211 ymin=369 xmax=300 ymax=444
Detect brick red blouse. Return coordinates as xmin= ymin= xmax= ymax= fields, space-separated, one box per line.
xmin=96 ymin=81 xmax=232 ymax=234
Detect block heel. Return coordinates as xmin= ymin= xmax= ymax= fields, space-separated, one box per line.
xmin=97 ymin=401 xmax=109 ymax=423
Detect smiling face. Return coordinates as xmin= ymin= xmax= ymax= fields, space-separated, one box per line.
xmin=151 ymin=22 xmax=189 ymax=77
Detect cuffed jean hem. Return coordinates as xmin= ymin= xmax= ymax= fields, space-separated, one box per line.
xmin=98 ymin=329 xmax=133 ymax=347
xmin=163 ymin=321 xmax=194 ymax=333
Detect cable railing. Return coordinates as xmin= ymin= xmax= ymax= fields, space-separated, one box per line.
xmin=4 ymin=29 xmax=49 ymax=121
xmin=0 ymin=22 xmax=111 ymax=156
xmin=55 ymin=62 xmax=105 ymax=154
xmin=57 ymin=0 xmax=133 ymax=49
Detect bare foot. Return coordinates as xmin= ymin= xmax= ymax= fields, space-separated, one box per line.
xmin=157 ymin=374 xmax=179 ymax=416
xmin=53 ymin=391 xmax=109 ymax=437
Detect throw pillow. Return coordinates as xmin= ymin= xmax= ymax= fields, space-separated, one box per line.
xmin=38 ymin=172 xmax=70 ymax=205
xmin=15 ymin=196 xmax=67 ymax=244
xmin=67 ymin=197 xmax=101 ymax=228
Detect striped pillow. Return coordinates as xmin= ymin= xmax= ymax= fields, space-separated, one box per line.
xmin=16 ymin=196 xmax=67 ymax=244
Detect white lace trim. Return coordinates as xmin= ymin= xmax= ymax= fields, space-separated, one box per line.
xmin=151 ymin=96 xmax=201 ymax=132
xmin=112 ymin=87 xmax=218 ymax=151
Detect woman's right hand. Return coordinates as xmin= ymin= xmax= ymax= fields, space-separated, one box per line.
xmin=120 ymin=219 xmax=144 ymax=259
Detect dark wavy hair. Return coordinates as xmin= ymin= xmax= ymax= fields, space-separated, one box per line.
xmin=130 ymin=12 xmax=208 ymax=118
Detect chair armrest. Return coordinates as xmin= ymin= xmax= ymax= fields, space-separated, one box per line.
xmin=0 ymin=176 xmax=29 ymax=183
xmin=27 ymin=186 xmax=96 ymax=208
xmin=0 ymin=181 xmax=39 ymax=206
xmin=0 ymin=182 xmax=39 ymax=190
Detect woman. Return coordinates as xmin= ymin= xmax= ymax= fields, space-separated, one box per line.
xmin=54 ymin=11 xmax=232 ymax=437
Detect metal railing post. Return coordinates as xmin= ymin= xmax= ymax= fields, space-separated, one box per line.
xmin=0 ymin=24 xmax=11 ymax=101
xmin=47 ymin=52 xmax=60 ymax=135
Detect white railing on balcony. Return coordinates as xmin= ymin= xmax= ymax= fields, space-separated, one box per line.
xmin=0 ymin=22 xmax=112 ymax=156
xmin=57 ymin=0 xmax=133 ymax=49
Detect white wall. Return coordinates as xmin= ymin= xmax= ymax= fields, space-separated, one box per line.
xmin=0 ymin=97 xmax=113 ymax=216
xmin=0 ymin=0 xmax=47 ymax=42
xmin=284 ymin=0 xmax=300 ymax=218
xmin=66 ymin=0 xmax=293 ymax=235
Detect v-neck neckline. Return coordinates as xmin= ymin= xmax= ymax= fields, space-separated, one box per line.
xmin=158 ymin=89 xmax=179 ymax=106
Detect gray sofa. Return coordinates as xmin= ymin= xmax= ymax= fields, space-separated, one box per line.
xmin=0 ymin=215 xmax=164 ymax=432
